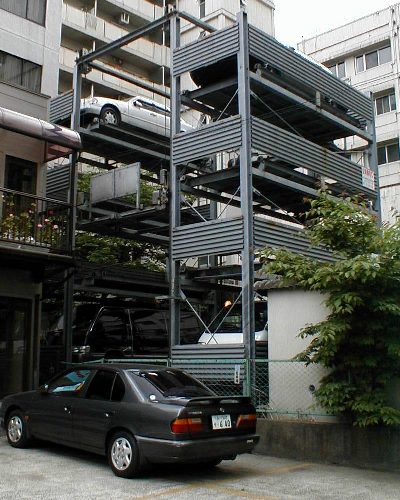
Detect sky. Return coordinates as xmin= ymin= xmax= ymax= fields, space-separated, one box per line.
xmin=274 ymin=0 xmax=396 ymax=47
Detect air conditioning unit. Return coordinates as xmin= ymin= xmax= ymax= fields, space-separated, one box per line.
xmin=119 ymin=12 xmax=130 ymax=25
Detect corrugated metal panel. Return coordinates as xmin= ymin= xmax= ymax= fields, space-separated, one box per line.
xmin=252 ymin=117 xmax=376 ymax=197
xmin=49 ymin=91 xmax=74 ymax=123
xmin=46 ymin=165 xmax=70 ymax=201
xmin=172 ymin=217 xmax=244 ymax=260
xmin=248 ymin=25 xmax=373 ymax=122
xmin=171 ymin=345 xmax=246 ymax=383
xmin=254 ymin=217 xmax=334 ymax=262
xmin=172 ymin=24 xmax=239 ymax=76
xmin=172 ymin=116 xmax=241 ymax=165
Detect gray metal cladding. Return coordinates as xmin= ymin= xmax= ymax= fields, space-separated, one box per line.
xmin=248 ymin=25 xmax=373 ymax=122
xmin=46 ymin=165 xmax=70 ymax=201
xmin=251 ymin=117 xmax=376 ymax=197
xmin=49 ymin=91 xmax=74 ymax=123
xmin=172 ymin=217 xmax=244 ymax=260
xmin=172 ymin=116 xmax=242 ymax=164
xmin=171 ymin=345 xmax=246 ymax=382
xmin=253 ymin=217 xmax=334 ymax=262
xmin=172 ymin=24 xmax=239 ymax=76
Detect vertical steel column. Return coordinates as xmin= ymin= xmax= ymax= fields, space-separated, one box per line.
xmin=366 ymin=94 xmax=381 ymax=224
xmin=169 ymin=14 xmax=182 ymax=350
xmin=237 ymin=11 xmax=255 ymax=396
xmin=63 ymin=64 xmax=82 ymax=364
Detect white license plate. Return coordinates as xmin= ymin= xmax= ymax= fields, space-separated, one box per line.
xmin=211 ymin=414 xmax=232 ymax=430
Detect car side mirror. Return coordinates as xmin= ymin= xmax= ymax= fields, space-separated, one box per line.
xmin=39 ymin=384 xmax=49 ymax=395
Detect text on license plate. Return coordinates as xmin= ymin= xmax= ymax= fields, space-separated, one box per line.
xmin=212 ymin=414 xmax=232 ymax=430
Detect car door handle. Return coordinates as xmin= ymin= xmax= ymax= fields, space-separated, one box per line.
xmin=64 ymin=405 xmax=72 ymax=414
xmin=104 ymin=411 xmax=115 ymax=418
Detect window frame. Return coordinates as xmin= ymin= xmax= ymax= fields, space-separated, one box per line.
xmin=0 ymin=0 xmax=47 ymax=26
xmin=199 ymin=0 xmax=206 ymax=18
xmin=375 ymin=90 xmax=397 ymax=116
xmin=327 ymin=61 xmax=346 ymax=79
xmin=355 ymin=45 xmax=392 ymax=73
xmin=377 ymin=140 xmax=400 ymax=165
xmin=0 ymin=50 xmax=42 ymax=93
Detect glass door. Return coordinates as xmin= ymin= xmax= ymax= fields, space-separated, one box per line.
xmin=0 ymin=297 xmax=31 ymax=398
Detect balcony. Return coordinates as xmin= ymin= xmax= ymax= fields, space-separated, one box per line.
xmin=62 ymin=3 xmax=170 ymax=79
xmin=0 ymin=187 xmax=71 ymax=256
xmin=59 ymin=46 xmax=167 ymax=100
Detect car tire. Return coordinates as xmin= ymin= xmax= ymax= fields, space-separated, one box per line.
xmin=6 ymin=410 xmax=31 ymax=448
xmin=100 ymin=106 xmax=121 ymax=126
xmin=108 ymin=431 xmax=142 ymax=478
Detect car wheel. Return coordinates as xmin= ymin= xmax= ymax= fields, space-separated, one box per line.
xmin=100 ymin=106 xmax=121 ymax=126
xmin=108 ymin=431 xmax=142 ymax=478
xmin=6 ymin=411 xmax=30 ymax=448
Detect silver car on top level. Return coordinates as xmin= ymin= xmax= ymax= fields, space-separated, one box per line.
xmin=80 ymin=95 xmax=193 ymax=137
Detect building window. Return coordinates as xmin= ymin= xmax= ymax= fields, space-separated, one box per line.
xmin=377 ymin=141 xmax=400 ymax=165
xmin=199 ymin=0 xmax=205 ymax=18
xmin=0 ymin=51 xmax=42 ymax=93
xmin=375 ymin=90 xmax=396 ymax=115
xmin=5 ymin=156 xmax=37 ymax=195
xmin=0 ymin=0 xmax=46 ymax=26
xmin=327 ymin=61 xmax=345 ymax=79
xmin=356 ymin=45 xmax=391 ymax=72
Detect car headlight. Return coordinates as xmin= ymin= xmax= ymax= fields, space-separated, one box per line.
xmin=90 ymin=98 xmax=98 ymax=104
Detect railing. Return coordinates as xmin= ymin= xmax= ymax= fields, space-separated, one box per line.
xmin=0 ymin=187 xmax=71 ymax=254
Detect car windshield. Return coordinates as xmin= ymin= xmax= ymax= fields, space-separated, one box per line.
xmin=128 ymin=369 xmax=213 ymax=398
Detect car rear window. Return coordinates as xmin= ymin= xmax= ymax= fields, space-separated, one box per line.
xmin=129 ymin=369 xmax=213 ymax=398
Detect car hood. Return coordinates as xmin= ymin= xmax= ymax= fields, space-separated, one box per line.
xmin=3 ymin=390 xmax=39 ymax=405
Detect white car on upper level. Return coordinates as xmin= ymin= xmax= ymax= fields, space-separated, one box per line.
xmin=80 ymin=95 xmax=193 ymax=137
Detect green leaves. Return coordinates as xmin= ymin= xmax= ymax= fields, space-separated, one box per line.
xmin=261 ymin=191 xmax=400 ymax=426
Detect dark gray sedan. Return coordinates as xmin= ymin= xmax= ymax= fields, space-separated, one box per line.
xmin=0 ymin=364 xmax=259 ymax=478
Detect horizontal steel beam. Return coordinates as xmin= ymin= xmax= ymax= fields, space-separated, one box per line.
xmin=77 ymin=14 xmax=172 ymax=66
xmin=89 ymin=62 xmax=170 ymax=98
xmin=79 ymin=129 xmax=170 ymax=161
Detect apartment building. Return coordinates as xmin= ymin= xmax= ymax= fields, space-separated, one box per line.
xmin=59 ymin=0 xmax=275 ymax=101
xmin=298 ymin=5 xmax=400 ymax=224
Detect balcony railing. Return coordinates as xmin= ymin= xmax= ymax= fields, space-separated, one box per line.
xmin=0 ymin=187 xmax=71 ymax=255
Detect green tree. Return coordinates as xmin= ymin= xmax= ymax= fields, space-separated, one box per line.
xmin=261 ymin=191 xmax=400 ymax=426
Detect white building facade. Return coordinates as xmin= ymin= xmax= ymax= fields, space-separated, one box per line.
xmin=298 ymin=5 xmax=400 ymax=224
xmin=0 ymin=0 xmax=62 ymax=118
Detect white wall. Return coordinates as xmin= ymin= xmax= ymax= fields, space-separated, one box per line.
xmin=268 ymin=289 xmax=333 ymax=420
xmin=0 ymin=1 xmax=62 ymax=99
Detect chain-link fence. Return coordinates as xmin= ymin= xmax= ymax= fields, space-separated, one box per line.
xmin=96 ymin=356 xmax=332 ymax=419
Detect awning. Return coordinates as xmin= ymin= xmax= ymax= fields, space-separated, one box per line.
xmin=0 ymin=106 xmax=81 ymax=161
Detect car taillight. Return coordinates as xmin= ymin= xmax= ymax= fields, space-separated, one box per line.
xmin=171 ymin=417 xmax=203 ymax=434
xmin=236 ymin=414 xmax=257 ymax=429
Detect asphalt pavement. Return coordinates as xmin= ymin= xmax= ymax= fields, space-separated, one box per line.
xmin=1 ymin=436 xmax=399 ymax=499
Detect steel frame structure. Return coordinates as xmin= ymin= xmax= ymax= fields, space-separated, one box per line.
xmin=63 ymin=10 xmax=378 ymax=391
xmin=168 ymin=11 xmax=378 ymax=394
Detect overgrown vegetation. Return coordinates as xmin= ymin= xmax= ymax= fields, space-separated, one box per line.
xmin=261 ymin=191 xmax=400 ymax=426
